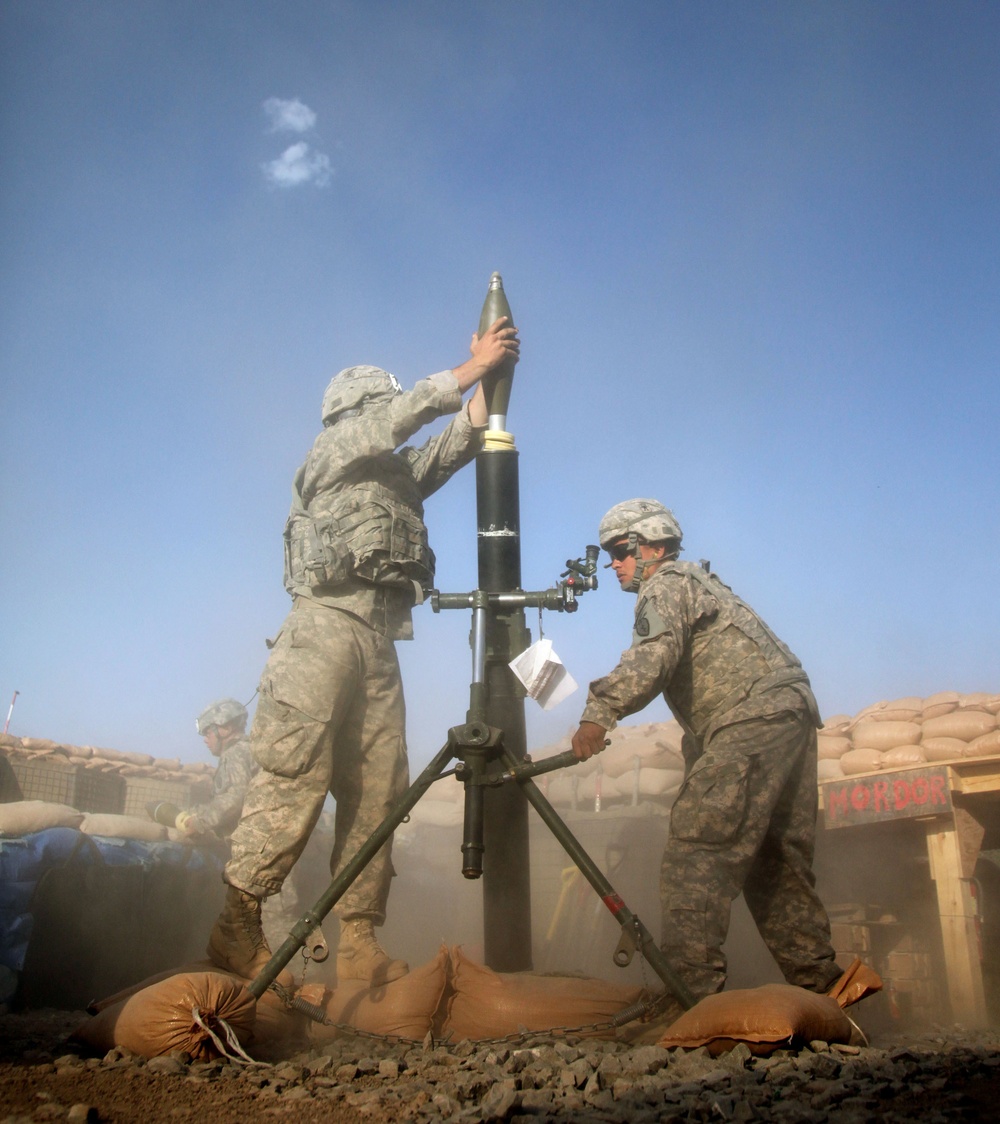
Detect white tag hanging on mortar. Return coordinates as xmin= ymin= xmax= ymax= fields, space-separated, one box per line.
xmin=509 ymin=638 xmax=578 ymax=710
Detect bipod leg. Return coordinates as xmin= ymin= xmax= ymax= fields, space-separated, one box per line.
xmin=502 ymin=747 xmax=696 ymax=1010
xmin=246 ymin=742 xmax=455 ymax=1000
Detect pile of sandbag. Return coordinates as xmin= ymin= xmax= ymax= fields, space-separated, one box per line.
xmin=73 ymin=946 xmax=651 ymax=1059
xmin=72 ymin=948 xmax=882 ymax=1062
xmin=817 ymin=692 xmax=1000 ymax=780
xmin=401 ymin=721 xmax=687 ymax=827
xmin=533 ymin=722 xmax=686 ymax=812
xmin=1 ymin=733 xmax=214 ymax=787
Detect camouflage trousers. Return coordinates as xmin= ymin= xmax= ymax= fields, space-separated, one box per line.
xmin=660 ymin=709 xmax=841 ymax=1001
xmin=225 ymin=598 xmax=408 ymax=923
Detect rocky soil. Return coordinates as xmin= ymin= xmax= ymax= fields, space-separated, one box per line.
xmin=2 ymin=1005 xmax=1000 ymax=1123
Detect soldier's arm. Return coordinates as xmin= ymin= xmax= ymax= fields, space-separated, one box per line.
xmin=580 ymin=579 xmax=692 ymax=730
xmin=189 ymin=746 xmax=257 ymax=834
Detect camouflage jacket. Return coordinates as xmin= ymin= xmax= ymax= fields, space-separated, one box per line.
xmin=287 ymin=370 xmax=483 ymax=640
xmin=581 ymin=561 xmax=819 ymax=755
xmin=190 ymin=735 xmax=257 ymax=837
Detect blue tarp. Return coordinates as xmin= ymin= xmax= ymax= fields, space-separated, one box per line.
xmin=0 ymin=828 xmax=224 ymax=972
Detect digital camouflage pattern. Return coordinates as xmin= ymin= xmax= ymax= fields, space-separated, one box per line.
xmin=582 ymin=558 xmax=840 ymax=1000
xmin=188 ymin=734 xmax=257 ymax=837
xmin=286 ymin=369 xmax=479 ymax=641
xmin=225 ymin=371 xmax=482 ymax=921
xmin=661 ymin=711 xmax=841 ymax=999
xmin=597 ymin=498 xmax=683 ymax=550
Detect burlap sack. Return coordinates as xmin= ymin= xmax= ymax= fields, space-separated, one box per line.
xmin=851 ymin=721 xmax=922 ymax=752
xmin=656 ymin=984 xmax=853 ymax=1056
xmin=964 ymin=729 xmax=1000 ymax=758
xmin=441 ymin=946 xmax=645 ymax=1040
xmin=817 ymin=759 xmax=845 ymax=780
xmin=922 ymin=737 xmax=970 ymax=762
xmin=880 ymin=745 xmax=926 ymax=768
xmin=80 ymin=813 xmax=168 ymax=841
xmin=839 ymin=748 xmax=885 ymax=776
xmin=310 ymin=945 xmax=450 ymax=1042
xmin=923 ymin=710 xmax=996 ymax=742
xmin=820 ymin=715 xmax=852 ymax=734
xmin=817 ymin=735 xmax=851 ymax=760
xmin=19 ymin=738 xmax=60 ymax=753
xmin=922 ymin=692 xmax=960 ymax=719
xmin=855 ymin=697 xmax=923 ymax=723
xmin=72 ymin=972 xmax=256 ymax=1060
xmin=959 ymin=693 xmax=1000 ymax=714
xmin=826 ymin=957 xmax=884 ymax=1008
xmin=0 ymin=800 xmax=84 ymax=835
xmin=612 ymin=766 xmax=685 ymax=800
xmin=88 ymin=960 xmax=300 ymax=1047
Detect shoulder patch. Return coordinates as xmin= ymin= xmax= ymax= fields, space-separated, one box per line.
xmin=632 ymin=595 xmax=669 ymax=645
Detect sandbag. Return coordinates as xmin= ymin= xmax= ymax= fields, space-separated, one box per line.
xmin=817 ymin=735 xmax=851 ymax=760
xmin=923 ymin=710 xmax=996 ymax=742
xmin=850 ymin=720 xmax=922 ymax=752
xmin=612 ymin=766 xmax=685 ymax=801
xmin=826 ymin=957 xmax=884 ymax=1008
xmin=656 ymin=984 xmax=853 ymax=1056
xmin=0 ymin=801 xmax=84 ymax=836
xmin=817 ymin=759 xmax=845 ymax=780
xmin=310 ymin=945 xmax=450 ymax=1042
xmin=441 ymin=946 xmax=645 ymax=1040
xmin=964 ymin=729 xmax=1000 ymax=758
xmin=80 ymin=813 xmax=168 ymax=841
xmin=839 ymin=748 xmax=884 ymax=776
xmin=959 ymin=693 xmax=1000 ymax=714
xmin=88 ymin=960 xmax=300 ymax=1047
xmin=855 ymin=697 xmax=923 ymax=723
xmin=820 ymin=715 xmax=852 ymax=734
xmin=72 ymin=971 xmax=256 ymax=1060
xmin=922 ymin=691 xmax=960 ymax=719
xmin=880 ymin=745 xmax=926 ymax=768
xmin=921 ymin=737 xmax=970 ymax=762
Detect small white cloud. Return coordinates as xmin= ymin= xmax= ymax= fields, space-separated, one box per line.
xmin=262 ymin=142 xmax=332 ymax=188
xmin=263 ymin=97 xmax=317 ymax=133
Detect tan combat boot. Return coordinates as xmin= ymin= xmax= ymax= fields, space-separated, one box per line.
xmin=337 ymin=918 xmax=408 ymax=985
xmin=206 ymin=884 xmax=273 ymax=979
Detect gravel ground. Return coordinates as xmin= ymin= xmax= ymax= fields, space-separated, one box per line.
xmin=2 ymin=1005 xmax=1000 ymax=1123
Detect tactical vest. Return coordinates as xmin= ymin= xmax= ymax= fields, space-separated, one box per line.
xmin=648 ymin=561 xmax=816 ymax=743
xmin=284 ymin=450 xmax=435 ymax=594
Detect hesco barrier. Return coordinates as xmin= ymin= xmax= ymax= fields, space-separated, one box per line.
xmin=0 ymin=755 xmax=125 ymax=814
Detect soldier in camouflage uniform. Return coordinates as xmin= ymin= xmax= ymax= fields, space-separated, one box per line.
xmin=148 ymin=698 xmax=257 ymax=839
xmin=176 ymin=699 xmax=257 ymax=838
xmin=571 ymin=499 xmax=840 ymax=1005
xmin=207 ymin=315 xmax=520 ymax=985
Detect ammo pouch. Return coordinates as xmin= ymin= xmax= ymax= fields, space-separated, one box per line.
xmin=284 ymin=510 xmax=352 ymax=591
xmin=335 ymin=497 xmax=435 ymax=588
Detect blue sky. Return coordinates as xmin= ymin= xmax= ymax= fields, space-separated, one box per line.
xmin=1 ymin=1 xmax=997 ymax=770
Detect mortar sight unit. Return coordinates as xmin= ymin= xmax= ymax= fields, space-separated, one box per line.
xmin=429 ymin=543 xmax=600 ymax=615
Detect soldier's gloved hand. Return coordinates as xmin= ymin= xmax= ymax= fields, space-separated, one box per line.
xmin=572 ymin=721 xmax=609 ymax=761
xmin=174 ymin=811 xmax=206 ymax=837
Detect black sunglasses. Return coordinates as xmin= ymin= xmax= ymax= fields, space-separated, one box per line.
xmin=607 ymin=542 xmax=633 ymax=563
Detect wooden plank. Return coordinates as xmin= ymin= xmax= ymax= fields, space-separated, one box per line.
xmin=924 ymin=816 xmax=987 ymax=1027
xmin=947 ymin=761 xmax=1000 ymax=796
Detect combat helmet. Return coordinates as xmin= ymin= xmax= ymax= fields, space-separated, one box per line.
xmin=598 ymin=499 xmax=682 ymax=592
xmin=599 ymin=499 xmax=682 ymax=550
xmin=321 ymin=365 xmax=403 ymax=426
xmin=196 ymin=698 xmax=248 ymax=736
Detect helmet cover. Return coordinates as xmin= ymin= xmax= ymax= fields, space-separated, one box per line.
xmin=196 ymin=698 xmax=248 ymax=736
xmin=598 ymin=498 xmax=683 ymax=550
xmin=321 ymin=365 xmax=403 ymax=426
